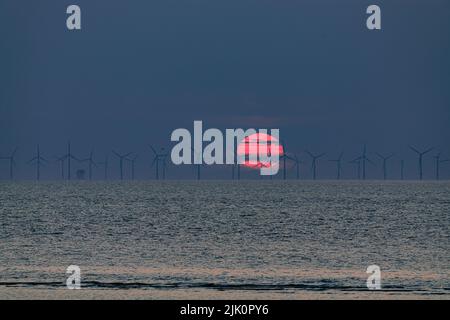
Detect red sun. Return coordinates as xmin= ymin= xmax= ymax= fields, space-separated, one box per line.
xmin=237 ymin=133 xmax=284 ymax=169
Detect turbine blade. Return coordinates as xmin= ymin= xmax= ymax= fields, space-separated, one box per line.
xmin=27 ymin=157 xmax=37 ymax=164
xmin=285 ymin=155 xmax=295 ymax=162
xmin=149 ymin=145 xmax=157 ymax=155
xmin=281 ymin=140 xmax=287 ymax=154
xmin=112 ymin=150 xmax=121 ymax=158
xmin=409 ymin=145 xmax=420 ymax=154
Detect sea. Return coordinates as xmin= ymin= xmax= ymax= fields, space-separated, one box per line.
xmin=0 ymin=181 xmax=449 ymax=299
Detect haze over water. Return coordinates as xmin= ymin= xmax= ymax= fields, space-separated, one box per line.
xmin=0 ymin=181 xmax=449 ymax=299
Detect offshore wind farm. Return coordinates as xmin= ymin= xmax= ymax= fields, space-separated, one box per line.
xmin=1 ymin=141 xmax=448 ymax=181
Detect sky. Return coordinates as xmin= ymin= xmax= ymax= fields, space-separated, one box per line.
xmin=0 ymin=0 xmax=449 ymax=180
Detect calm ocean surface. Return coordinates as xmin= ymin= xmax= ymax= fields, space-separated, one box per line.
xmin=0 ymin=181 xmax=449 ymax=299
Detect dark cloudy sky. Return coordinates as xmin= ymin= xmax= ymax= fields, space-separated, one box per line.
xmin=0 ymin=0 xmax=449 ymax=179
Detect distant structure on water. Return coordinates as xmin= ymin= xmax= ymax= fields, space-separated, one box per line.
xmin=76 ymin=169 xmax=86 ymax=180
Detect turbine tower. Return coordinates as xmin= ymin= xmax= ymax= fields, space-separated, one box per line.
xmin=28 ymin=145 xmax=47 ymax=181
xmin=112 ymin=150 xmax=132 ymax=180
xmin=349 ymin=158 xmax=361 ymax=180
xmin=62 ymin=141 xmax=80 ymax=180
xmin=376 ymin=152 xmax=394 ymax=180
xmin=97 ymin=155 xmax=109 ymax=180
xmin=81 ymin=150 xmax=97 ymax=180
xmin=433 ymin=152 xmax=450 ymax=180
xmin=150 ymin=146 xmax=168 ymax=180
xmin=279 ymin=140 xmax=289 ymax=180
xmin=329 ymin=152 xmax=344 ymax=180
xmin=237 ymin=164 xmax=241 ymax=180
xmin=306 ymin=151 xmax=325 ymax=180
xmin=287 ymin=154 xmax=302 ymax=180
xmin=54 ymin=155 xmax=66 ymax=179
xmin=195 ymin=163 xmax=201 ymax=180
xmin=355 ymin=144 xmax=374 ymax=180
xmin=0 ymin=147 xmax=18 ymax=180
xmin=409 ymin=145 xmax=433 ymax=180
xmin=232 ymin=163 xmax=241 ymax=180
xmin=126 ymin=154 xmax=139 ymax=180
xmin=189 ymin=147 xmax=202 ymax=180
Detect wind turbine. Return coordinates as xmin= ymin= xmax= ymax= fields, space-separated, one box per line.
xmin=190 ymin=147 xmax=203 ymax=180
xmin=97 ymin=155 xmax=109 ymax=180
xmin=409 ymin=145 xmax=433 ymax=180
xmin=112 ymin=150 xmax=132 ymax=180
xmin=81 ymin=150 xmax=97 ymax=180
xmin=54 ymin=155 xmax=66 ymax=179
xmin=62 ymin=141 xmax=80 ymax=180
xmin=279 ymin=140 xmax=289 ymax=180
xmin=353 ymin=144 xmax=374 ymax=180
xmin=28 ymin=145 xmax=47 ymax=181
xmin=433 ymin=152 xmax=450 ymax=180
xmin=287 ymin=153 xmax=302 ymax=180
xmin=126 ymin=154 xmax=138 ymax=180
xmin=231 ymin=163 xmax=241 ymax=180
xmin=195 ymin=162 xmax=201 ymax=180
xmin=329 ymin=152 xmax=344 ymax=180
xmin=349 ymin=158 xmax=361 ymax=180
xmin=0 ymin=147 xmax=18 ymax=180
xmin=375 ymin=152 xmax=395 ymax=180
xmin=306 ymin=151 xmax=325 ymax=180
xmin=150 ymin=146 xmax=168 ymax=180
